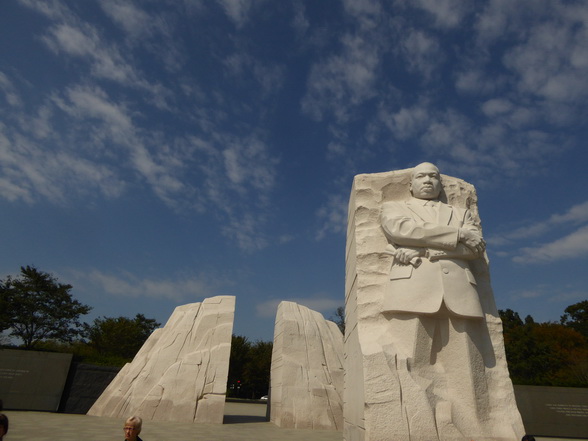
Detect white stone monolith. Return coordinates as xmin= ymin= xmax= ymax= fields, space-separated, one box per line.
xmin=344 ymin=166 xmax=525 ymax=441
xmin=270 ymin=301 xmax=344 ymax=430
xmin=87 ymin=295 xmax=235 ymax=424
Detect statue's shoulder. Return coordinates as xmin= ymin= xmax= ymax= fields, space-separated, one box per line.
xmin=382 ymin=199 xmax=408 ymax=209
xmin=381 ymin=199 xmax=411 ymax=217
xmin=446 ymin=203 xmax=467 ymax=215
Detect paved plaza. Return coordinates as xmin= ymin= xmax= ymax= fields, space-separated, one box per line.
xmin=2 ymin=402 xmax=582 ymax=441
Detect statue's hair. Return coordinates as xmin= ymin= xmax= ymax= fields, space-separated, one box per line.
xmin=410 ymin=162 xmax=439 ymax=179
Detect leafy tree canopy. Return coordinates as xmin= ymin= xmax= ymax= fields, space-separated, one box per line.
xmin=500 ymin=306 xmax=588 ymax=387
xmin=330 ymin=306 xmax=345 ymax=335
xmin=0 ymin=265 xmax=91 ymax=348
xmin=85 ymin=314 xmax=160 ymax=360
xmin=227 ymin=334 xmax=272 ymax=399
xmin=561 ymin=300 xmax=588 ymax=338
xmin=498 ymin=309 xmax=523 ymax=332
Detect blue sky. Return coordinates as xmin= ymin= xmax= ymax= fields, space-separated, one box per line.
xmin=1 ymin=0 xmax=587 ymax=342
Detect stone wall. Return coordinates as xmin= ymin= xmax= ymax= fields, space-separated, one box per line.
xmin=270 ymin=301 xmax=344 ymax=430
xmin=0 ymin=349 xmax=72 ymax=412
xmin=87 ymin=295 xmax=235 ymax=424
xmin=59 ymin=363 xmax=120 ymax=414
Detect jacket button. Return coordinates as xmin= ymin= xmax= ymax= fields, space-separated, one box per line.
xmin=443 ymin=268 xmax=449 ymax=274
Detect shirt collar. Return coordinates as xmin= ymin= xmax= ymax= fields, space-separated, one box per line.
xmin=409 ymin=197 xmax=439 ymax=206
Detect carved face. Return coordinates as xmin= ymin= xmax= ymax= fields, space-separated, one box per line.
xmin=410 ymin=163 xmax=441 ymax=200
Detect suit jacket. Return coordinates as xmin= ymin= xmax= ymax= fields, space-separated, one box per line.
xmin=380 ymin=198 xmax=484 ymax=318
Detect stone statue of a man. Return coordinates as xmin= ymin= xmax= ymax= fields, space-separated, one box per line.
xmin=381 ymin=161 xmax=486 ymax=316
xmin=344 ymin=162 xmax=523 ymax=441
xmin=376 ymin=162 xmax=519 ymax=439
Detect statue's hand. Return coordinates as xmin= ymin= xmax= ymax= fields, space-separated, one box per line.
xmin=459 ymin=228 xmax=486 ymax=255
xmin=394 ymin=247 xmax=423 ymax=265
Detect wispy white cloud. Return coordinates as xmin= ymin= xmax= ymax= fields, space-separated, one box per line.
xmin=291 ymin=1 xmax=309 ymax=36
xmin=399 ymin=28 xmax=443 ymax=81
xmin=23 ymin=0 xmax=175 ymax=110
xmin=12 ymin=0 xmax=587 ymax=254
xmin=99 ymin=0 xmax=154 ymax=39
xmin=79 ymin=269 xmax=216 ymax=302
xmin=503 ymin=21 xmax=588 ymax=104
xmin=222 ymin=136 xmax=277 ymax=192
xmin=490 ymin=201 xmax=588 ymax=246
xmin=0 ymin=72 xmax=23 ymax=108
xmin=487 ymin=201 xmax=588 ymax=264
xmin=343 ymin=0 xmax=382 ymax=30
xmin=549 ymin=201 xmax=588 ymax=224
xmin=0 ymin=75 xmax=278 ymax=246
xmin=481 ymin=98 xmax=513 ymax=117
xmin=99 ymin=0 xmax=185 ymax=73
xmin=17 ymin=0 xmax=70 ymax=21
xmin=468 ymin=0 xmax=588 ymax=129
xmin=454 ymin=67 xmax=506 ymax=96
xmin=0 ymin=105 xmax=124 ymax=205
xmin=302 ymin=33 xmax=380 ymax=123
xmin=1 ymin=8 xmax=281 ymax=255
xmin=508 ymin=284 xmax=587 ymax=304
xmin=222 ymin=213 xmax=269 ymax=251
xmin=513 ymin=225 xmax=588 ymax=263
xmin=379 ymin=101 xmax=430 ymax=140
xmin=256 ymin=296 xmax=341 ymax=318
xmin=307 ymin=0 xmax=581 ymax=194
xmin=52 ymin=84 xmax=187 ymax=205
xmin=215 ymin=0 xmax=264 ymax=28
xmin=472 ymin=1 xmax=522 ymax=46
xmin=315 ymin=193 xmax=348 ymax=240
xmin=44 ymin=23 xmax=137 ymax=84
xmin=223 ymin=53 xmax=285 ymax=97
xmin=184 ymin=131 xmax=278 ymax=249
xmin=402 ymin=0 xmax=472 ymax=29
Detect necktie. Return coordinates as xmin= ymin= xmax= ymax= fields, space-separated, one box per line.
xmin=425 ymin=200 xmax=438 ymax=220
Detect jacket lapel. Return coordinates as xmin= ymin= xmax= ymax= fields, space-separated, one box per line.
xmin=406 ymin=198 xmax=453 ymax=225
xmin=406 ymin=199 xmax=432 ymax=222
xmin=438 ymin=202 xmax=453 ymax=225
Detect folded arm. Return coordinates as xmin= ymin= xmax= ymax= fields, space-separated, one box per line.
xmin=381 ymin=201 xmax=485 ymax=260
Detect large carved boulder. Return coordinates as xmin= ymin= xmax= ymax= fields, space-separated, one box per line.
xmin=345 ymin=168 xmax=524 ymax=441
xmin=87 ymin=295 xmax=235 ymax=424
xmin=270 ymin=301 xmax=344 ymax=430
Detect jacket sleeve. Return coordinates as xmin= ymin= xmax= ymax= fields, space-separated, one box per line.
xmin=426 ymin=208 xmax=481 ymax=259
xmin=381 ymin=201 xmax=460 ymax=251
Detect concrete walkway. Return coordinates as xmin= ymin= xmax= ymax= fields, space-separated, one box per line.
xmin=2 ymin=402 xmax=581 ymax=441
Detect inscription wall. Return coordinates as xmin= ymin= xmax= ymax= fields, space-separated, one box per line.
xmin=514 ymin=385 xmax=588 ymax=438
xmin=0 ymin=349 xmax=73 ymax=411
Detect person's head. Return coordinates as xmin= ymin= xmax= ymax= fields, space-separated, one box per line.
xmin=123 ymin=416 xmax=142 ymax=441
xmin=522 ymin=436 xmax=536 ymax=441
xmin=410 ymin=162 xmax=441 ymax=200
xmin=0 ymin=413 xmax=8 ymax=439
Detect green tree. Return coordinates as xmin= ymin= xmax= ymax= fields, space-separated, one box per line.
xmin=560 ymin=300 xmax=588 ymax=338
xmin=227 ymin=335 xmax=273 ymax=399
xmin=499 ymin=308 xmax=523 ymax=333
xmin=86 ymin=314 xmax=160 ymax=360
xmin=227 ymin=335 xmax=251 ymax=397
xmin=500 ymin=308 xmax=588 ymax=387
xmin=0 ymin=266 xmax=91 ymax=348
xmin=330 ymin=306 xmax=345 ymax=335
xmin=244 ymin=340 xmax=273 ymax=399
xmin=0 ymin=279 xmax=12 ymax=334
